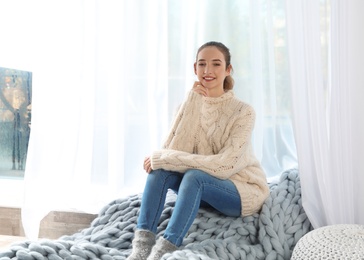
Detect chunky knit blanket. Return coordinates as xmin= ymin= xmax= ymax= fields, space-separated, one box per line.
xmin=0 ymin=168 xmax=312 ymax=260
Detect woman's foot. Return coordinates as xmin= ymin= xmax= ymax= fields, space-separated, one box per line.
xmin=147 ymin=237 xmax=177 ymax=260
xmin=127 ymin=229 xmax=156 ymax=260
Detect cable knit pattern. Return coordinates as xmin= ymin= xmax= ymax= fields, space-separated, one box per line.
xmin=151 ymin=90 xmax=269 ymax=216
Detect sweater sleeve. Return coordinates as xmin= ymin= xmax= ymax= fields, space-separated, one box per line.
xmin=160 ymin=90 xmax=197 ymax=149
xmin=151 ymin=104 xmax=257 ymax=180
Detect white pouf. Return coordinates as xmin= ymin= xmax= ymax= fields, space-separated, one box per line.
xmin=291 ymin=224 xmax=364 ymax=259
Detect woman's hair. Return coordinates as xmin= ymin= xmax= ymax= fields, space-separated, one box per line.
xmin=196 ymin=41 xmax=234 ymax=91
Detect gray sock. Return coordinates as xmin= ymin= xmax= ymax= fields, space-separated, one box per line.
xmin=127 ymin=229 xmax=156 ymax=260
xmin=147 ymin=237 xmax=177 ymax=260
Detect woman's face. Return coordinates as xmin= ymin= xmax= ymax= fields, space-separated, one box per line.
xmin=194 ymin=46 xmax=231 ymax=94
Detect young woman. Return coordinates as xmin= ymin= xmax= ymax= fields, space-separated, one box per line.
xmin=127 ymin=41 xmax=269 ymax=260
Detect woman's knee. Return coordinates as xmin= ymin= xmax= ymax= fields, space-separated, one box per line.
xmin=182 ymin=169 xmax=208 ymax=186
xmin=146 ymin=169 xmax=171 ymax=186
xmin=147 ymin=169 xmax=182 ymax=190
xmin=147 ymin=168 xmax=162 ymax=179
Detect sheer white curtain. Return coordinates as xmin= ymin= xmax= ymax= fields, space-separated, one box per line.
xmin=286 ymin=0 xmax=364 ymax=228
xmin=1 ymin=0 xmax=168 ymax=239
xmin=0 ymin=0 xmax=297 ymax=239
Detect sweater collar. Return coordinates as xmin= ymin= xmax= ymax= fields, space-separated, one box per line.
xmin=203 ymin=90 xmax=234 ymax=104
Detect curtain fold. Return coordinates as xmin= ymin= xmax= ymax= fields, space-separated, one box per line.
xmin=330 ymin=0 xmax=364 ymax=224
xmin=286 ymin=0 xmax=364 ymax=228
xmin=285 ymin=0 xmax=329 ymax=229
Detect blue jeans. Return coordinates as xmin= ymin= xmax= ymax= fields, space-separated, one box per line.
xmin=136 ymin=169 xmax=241 ymax=246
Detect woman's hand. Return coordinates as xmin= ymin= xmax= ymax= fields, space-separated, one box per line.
xmin=144 ymin=156 xmax=153 ymax=174
xmin=193 ymin=81 xmax=208 ymax=97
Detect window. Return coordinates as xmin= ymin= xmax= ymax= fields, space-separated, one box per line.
xmin=0 ymin=67 xmax=32 ymax=179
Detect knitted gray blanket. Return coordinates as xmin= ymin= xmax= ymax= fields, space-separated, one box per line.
xmin=0 ymin=168 xmax=312 ymax=260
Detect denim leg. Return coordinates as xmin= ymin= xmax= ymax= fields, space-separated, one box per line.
xmin=137 ymin=169 xmax=182 ymax=233
xmin=163 ymin=169 xmax=241 ymax=246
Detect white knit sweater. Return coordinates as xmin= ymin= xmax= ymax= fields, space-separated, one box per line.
xmin=151 ymin=90 xmax=269 ymax=216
